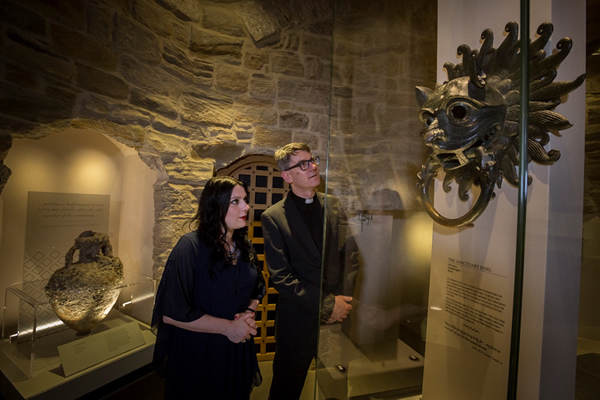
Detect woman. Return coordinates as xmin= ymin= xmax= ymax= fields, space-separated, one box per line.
xmin=152 ymin=176 xmax=265 ymax=399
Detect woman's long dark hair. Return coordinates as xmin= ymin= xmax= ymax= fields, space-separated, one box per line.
xmin=190 ymin=176 xmax=259 ymax=277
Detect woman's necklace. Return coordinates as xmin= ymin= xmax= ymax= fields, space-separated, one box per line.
xmin=225 ymin=242 xmax=240 ymax=265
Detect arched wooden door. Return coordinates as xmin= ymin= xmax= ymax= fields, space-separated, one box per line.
xmin=218 ymin=155 xmax=289 ymax=361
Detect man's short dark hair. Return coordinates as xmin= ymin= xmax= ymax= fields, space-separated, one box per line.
xmin=274 ymin=142 xmax=312 ymax=172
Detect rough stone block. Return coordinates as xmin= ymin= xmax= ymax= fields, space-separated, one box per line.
xmin=76 ymin=64 xmax=129 ymax=100
xmin=234 ymin=104 xmax=278 ymax=126
xmin=171 ymin=20 xmax=190 ymax=49
xmin=271 ymin=53 xmax=305 ymax=77
xmin=292 ymin=132 xmax=319 ymax=150
xmin=154 ymin=217 xmax=191 ymax=250
xmin=152 ymin=118 xmax=196 ymax=139
xmin=277 ymin=78 xmax=330 ymax=106
xmin=203 ymin=6 xmax=247 ymax=38
xmin=252 ymin=126 xmax=292 ymax=148
xmin=270 ymin=0 xmax=332 ymax=28
xmin=51 ymin=24 xmax=118 ymax=71
xmin=146 ymin=128 xmax=191 ymax=155
xmin=155 ymin=0 xmax=201 ymax=22
xmin=46 ymin=86 xmax=78 ymax=106
xmin=0 ymin=134 xmax=13 ymax=160
xmin=249 ymin=74 xmax=276 ymax=99
xmin=134 ymin=0 xmax=173 ymax=38
xmin=131 ymin=89 xmax=179 ymax=120
xmin=234 ymin=121 xmax=255 ymax=140
xmin=215 ymin=64 xmax=249 ymax=93
xmin=304 ymin=20 xmax=333 ymax=36
xmin=4 ymin=62 xmax=37 ymax=90
xmin=243 ymin=49 xmax=269 ymax=71
xmin=191 ymin=58 xmax=214 ymax=78
xmin=165 ymin=156 xmax=215 ymax=185
xmin=7 ymin=40 xmax=75 ymax=82
xmin=193 ymin=140 xmax=245 ymax=169
xmin=300 ymin=34 xmax=332 ymax=60
xmin=86 ymin=4 xmax=112 ymax=45
xmin=109 ymin=105 xmax=152 ymax=127
xmin=71 ymin=118 xmax=146 ymax=149
xmin=235 ymin=0 xmax=286 ymax=45
xmin=119 ymin=55 xmax=182 ymax=97
xmin=310 ymin=114 xmax=330 ymax=134
xmin=0 ymin=1 xmax=46 ymax=37
xmin=589 ymin=106 xmax=600 ymax=126
xmin=162 ymin=41 xmax=197 ymax=74
xmin=78 ymin=93 xmax=112 ymax=118
xmin=272 ymin=31 xmax=300 ymax=52
xmin=0 ymin=82 xmax=73 ymax=124
xmin=19 ymin=0 xmax=85 ymax=31
xmin=189 ymin=28 xmax=243 ymax=63
xmin=114 ymin=15 xmax=162 ymax=64
xmin=365 ymin=53 xmax=400 ymax=77
xmin=279 ymin=111 xmax=309 ymax=129
xmin=181 ymin=89 xmax=234 ymax=127
xmin=89 ymin=0 xmax=131 ymax=15
xmin=304 ymin=57 xmax=322 ymax=80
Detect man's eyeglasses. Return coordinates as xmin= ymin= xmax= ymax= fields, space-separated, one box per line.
xmin=283 ymin=156 xmax=320 ymax=171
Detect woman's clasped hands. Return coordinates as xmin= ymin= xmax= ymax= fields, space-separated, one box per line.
xmin=229 ymin=311 xmax=257 ymax=343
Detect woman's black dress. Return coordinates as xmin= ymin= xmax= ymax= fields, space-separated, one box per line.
xmin=152 ymin=232 xmax=265 ymax=399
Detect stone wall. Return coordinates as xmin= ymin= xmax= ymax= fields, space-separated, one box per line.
xmin=0 ymin=0 xmax=337 ymax=275
xmin=327 ymin=2 xmax=436 ymax=211
xmin=0 ymin=0 xmax=440 ymax=277
xmin=1 ymin=0 xmax=596 ymax=280
xmin=585 ymin=0 xmax=600 ymax=220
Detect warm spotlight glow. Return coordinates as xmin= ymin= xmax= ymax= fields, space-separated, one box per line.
xmin=67 ymin=150 xmax=118 ymax=192
xmin=406 ymin=213 xmax=434 ymax=266
xmin=8 ymin=148 xmax=59 ymax=191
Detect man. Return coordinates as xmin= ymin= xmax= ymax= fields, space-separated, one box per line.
xmin=261 ymin=143 xmax=359 ymax=400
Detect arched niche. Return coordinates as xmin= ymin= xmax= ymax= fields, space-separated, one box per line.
xmin=0 ymin=128 xmax=157 ymax=318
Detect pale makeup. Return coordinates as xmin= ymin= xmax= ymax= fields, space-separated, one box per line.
xmin=224 ymin=185 xmax=250 ymax=237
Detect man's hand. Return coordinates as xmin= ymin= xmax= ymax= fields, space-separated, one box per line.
xmin=327 ymin=295 xmax=353 ymax=324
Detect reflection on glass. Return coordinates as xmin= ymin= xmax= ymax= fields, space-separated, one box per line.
xmin=317 ymin=2 xmax=437 ymax=399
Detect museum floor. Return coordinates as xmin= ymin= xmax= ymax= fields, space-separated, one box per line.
xmin=88 ymin=348 xmax=600 ymax=400
xmin=1 ymin=350 xmax=597 ymax=399
xmin=76 ymin=360 xmax=316 ymax=400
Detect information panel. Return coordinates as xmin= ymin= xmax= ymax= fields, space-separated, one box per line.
xmin=24 ymin=191 xmax=110 ymax=281
xmin=422 ymin=233 xmax=514 ymax=400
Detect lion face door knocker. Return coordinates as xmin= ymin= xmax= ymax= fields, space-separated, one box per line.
xmin=416 ymin=21 xmax=585 ymax=228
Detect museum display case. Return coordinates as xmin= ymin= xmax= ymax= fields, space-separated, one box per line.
xmin=314 ymin=0 xmax=589 ymax=399
xmin=2 ymin=271 xmax=154 ymax=379
xmin=0 ymin=128 xmax=157 ymax=398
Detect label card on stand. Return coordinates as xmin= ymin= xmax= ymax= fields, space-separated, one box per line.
xmin=58 ymin=321 xmax=146 ymax=377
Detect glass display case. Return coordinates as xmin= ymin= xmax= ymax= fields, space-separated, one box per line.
xmin=314 ymin=0 xmax=588 ymax=399
xmin=1 ymin=271 xmax=155 ymax=379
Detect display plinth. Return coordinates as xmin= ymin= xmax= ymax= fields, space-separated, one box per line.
xmin=0 ymin=320 xmax=155 ymax=400
xmin=2 ymin=272 xmax=154 ymax=379
xmin=317 ymin=324 xmax=423 ymax=399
